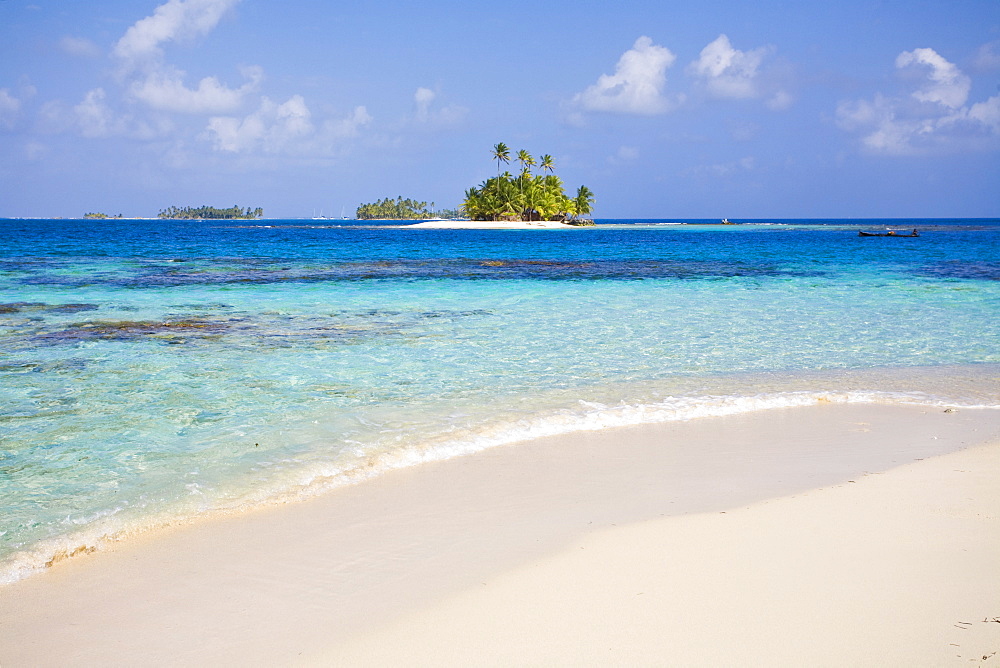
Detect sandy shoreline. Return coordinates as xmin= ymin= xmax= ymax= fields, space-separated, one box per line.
xmin=1 ymin=403 xmax=997 ymax=666
xmin=405 ymin=219 xmax=579 ymax=229
xmin=327 ymin=434 xmax=1000 ymax=667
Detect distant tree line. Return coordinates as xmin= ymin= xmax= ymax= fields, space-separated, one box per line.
xmin=355 ymin=197 xmax=457 ymax=220
xmin=356 ymin=197 xmax=430 ymax=220
xmin=158 ymin=205 xmax=264 ymax=220
xmin=83 ymin=212 xmax=123 ymax=219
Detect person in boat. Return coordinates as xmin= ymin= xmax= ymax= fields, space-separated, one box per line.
xmin=886 ymin=230 xmax=896 ymax=236
xmin=911 ymin=229 xmax=919 ymax=236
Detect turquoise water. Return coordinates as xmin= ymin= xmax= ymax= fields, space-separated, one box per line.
xmin=1 ymin=218 xmax=998 ymax=582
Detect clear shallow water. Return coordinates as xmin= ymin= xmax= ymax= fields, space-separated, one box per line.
xmin=1 ymin=218 xmax=998 ymax=583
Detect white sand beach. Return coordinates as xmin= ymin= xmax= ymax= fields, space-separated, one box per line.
xmin=405 ymin=219 xmax=579 ymax=229
xmin=0 ymin=403 xmax=997 ymax=666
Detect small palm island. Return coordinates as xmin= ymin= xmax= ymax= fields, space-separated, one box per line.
xmin=359 ymin=143 xmax=596 ymax=228
xmin=463 ymin=143 xmax=596 ymax=225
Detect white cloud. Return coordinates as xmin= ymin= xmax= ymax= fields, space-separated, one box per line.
xmin=837 ymin=48 xmax=999 ymax=155
xmin=110 ymin=0 xmax=257 ymax=115
xmin=687 ymin=34 xmax=792 ymax=109
xmin=128 ymin=65 xmax=261 ymax=114
xmin=205 ymin=113 xmax=262 ymax=153
xmin=836 ymin=95 xmax=912 ymax=154
xmin=688 ymin=34 xmax=769 ymax=99
xmin=74 ymin=89 xmax=117 ymax=137
xmin=972 ymin=41 xmax=1000 ymax=72
xmin=107 ymin=0 xmax=256 ymax=116
xmin=68 ymin=88 xmax=173 ymax=140
xmin=411 ymin=86 xmax=467 ymax=126
xmin=766 ymin=90 xmax=794 ymax=111
xmin=60 ymin=36 xmax=102 ymax=59
xmin=114 ymin=0 xmax=240 ymax=72
xmin=205 ymin=98 xmax=371 ymax=154
xmin=38 ymin=0 xmax=374 ymax=162
xmin=895 ymin=47 xmax=970 ymax=109
xmin=323 ymin=105 xmax=373 ymax=140
xmin=573 ymin=36 xmax=682 ymax=115
xmin=414 ymin=87 xmax=435 ymax=122
xmin=967 ymin=95 xmax=1000 ymax=131
xmin=73 ymin=88 xmax=162 ymax=139
xmin=0 ymin=89 xmax=21 ymax=129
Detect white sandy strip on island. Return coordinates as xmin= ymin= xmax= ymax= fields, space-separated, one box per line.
xmin=0 ymin=404 xmax=998 ymax=666
xmin=404 ymin=219 xmax=578 ymax=229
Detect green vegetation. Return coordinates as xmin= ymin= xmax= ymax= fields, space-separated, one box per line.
xmin=356 ymin=144 xmax=596 ymax=224
xmin=356 ymin=197 xmax=434 ymax=220
xmin=83 ymin=212 xmax=122 ymax=219
xmin=355 ymin=197 xmax=459 ymax=220
xmin=462 ymin=143 xmax=595 ymax=224
xmin=157 ymin=205 xmax=263 ymax=220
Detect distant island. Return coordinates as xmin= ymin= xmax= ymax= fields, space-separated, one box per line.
xmin=158 ymin=205 xmax=264 ymax=220
xmin=355 ymin=144 xmax=595 ymax=226
xmin=83 ymin=212 xmax=123 ymax=219
xmin=355 ymin=197 xmax=459 ymax=220
xmin=462 ymin=144 xmax=595 ymax=225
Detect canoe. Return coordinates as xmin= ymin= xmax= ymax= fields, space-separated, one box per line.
xmin=858 ymin=230 xmax=920 ymax=237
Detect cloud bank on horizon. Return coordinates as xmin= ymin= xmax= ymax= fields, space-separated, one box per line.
xmin=0 ymin=0 xmax=997 ymax=217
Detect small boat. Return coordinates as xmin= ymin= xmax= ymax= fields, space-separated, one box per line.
xmin=858 ymin=229 xmax=920 ymax=237
xmin=721 ymin=218 xmax=733 ymax=224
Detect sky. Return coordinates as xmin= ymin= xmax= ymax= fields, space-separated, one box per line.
xmin=1 ymin=0 xmax=998 ymax=219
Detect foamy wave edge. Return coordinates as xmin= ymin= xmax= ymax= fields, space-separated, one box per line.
xmin=2 ymin=389 xmax=994 ymax=586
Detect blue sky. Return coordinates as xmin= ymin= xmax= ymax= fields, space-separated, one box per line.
xmin=1 ymin=0 xmax=998 ymax=218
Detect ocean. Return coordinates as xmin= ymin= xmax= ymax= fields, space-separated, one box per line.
xmin=1 ymin=217 xmax=998 ymax=583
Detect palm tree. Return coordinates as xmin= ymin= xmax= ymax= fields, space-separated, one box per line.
xmin=467 ymin=144 xmax=593 ymax=222
xmin=516 ymin=149 xmax=533 ymax=175
xmin=515 ymin=150 xmax=536 ymax=218
xmin=491 ymin=143 xmax=510 ymax=177
xmin=497 ymin=171 xmax=520 ymax=218
xmin=462 ymin=187 xmax=484 ymax=220
xmin=523 ymin=175 xmax=545 ymax=221
xmin=573 ymin=185 xmax=595 ymax=220
xmin=536 ymin=174 xmax=564 ymax=220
